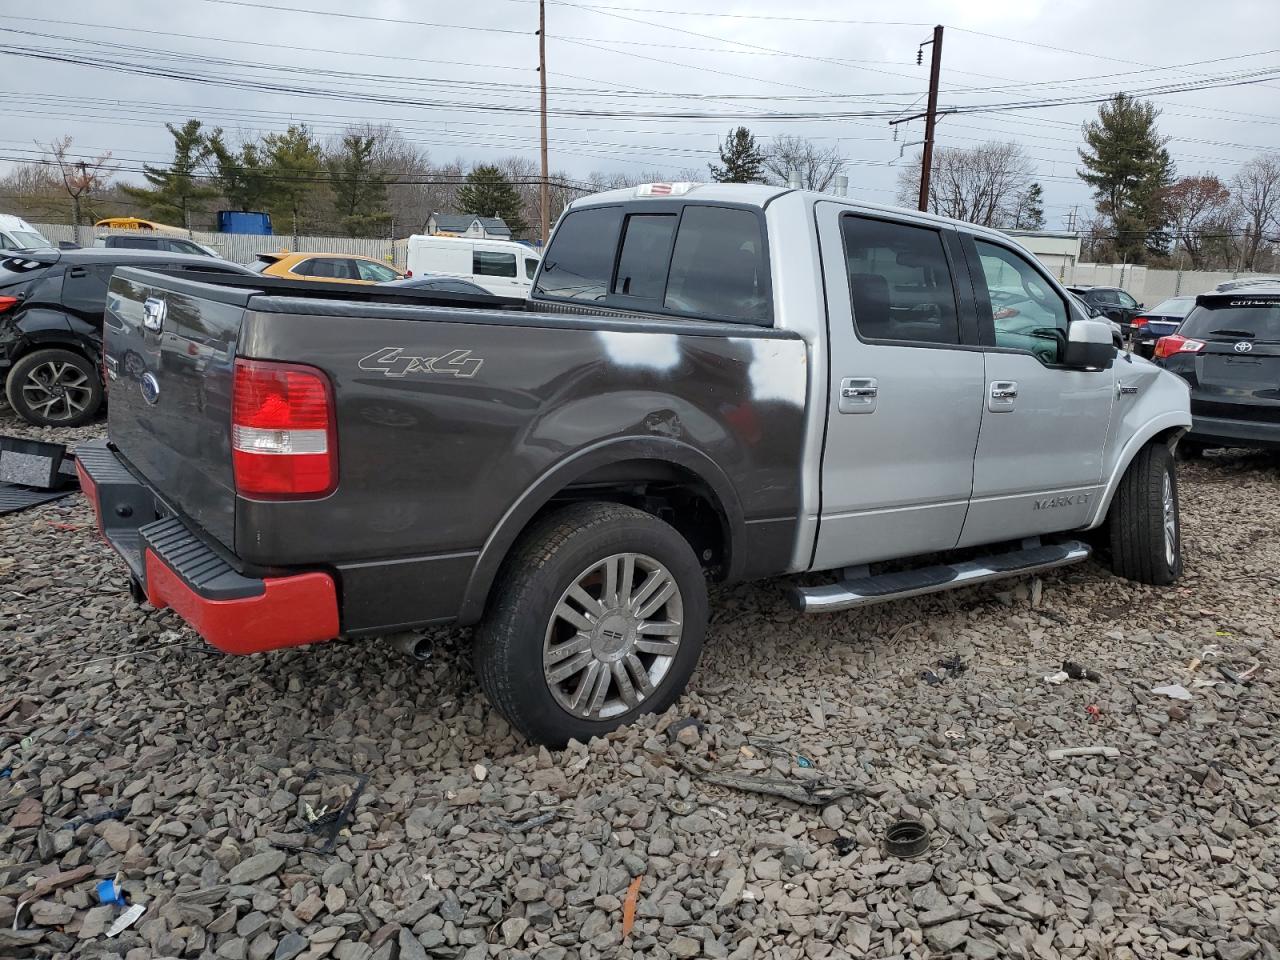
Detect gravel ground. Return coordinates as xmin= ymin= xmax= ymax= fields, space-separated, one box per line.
xmin=2 ymin=403 xmax=1278 ymax=960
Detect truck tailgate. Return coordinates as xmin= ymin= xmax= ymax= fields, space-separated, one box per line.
xmin=104 ymin=269 xmax=251 ymax=551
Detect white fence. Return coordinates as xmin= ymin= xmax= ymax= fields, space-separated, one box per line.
xmin=34 ymin=223 xmax=409 ymax=271
xmin=33 ymin=222 xmax=1275 ymax=303
xmin=1062 ymin=263 xmax=1275 ymax=304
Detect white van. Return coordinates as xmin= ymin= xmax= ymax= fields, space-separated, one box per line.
xmin=405 ymin=235 xmax=540 ymax=298
xmin=0 ymin=215 xmax=51 ymax=251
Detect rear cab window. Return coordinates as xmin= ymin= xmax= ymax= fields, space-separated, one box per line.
xmin=1179 ymin=296 xmax=1280 ymax=342
xmin=534 ymin=201 xmax=771 ymax=324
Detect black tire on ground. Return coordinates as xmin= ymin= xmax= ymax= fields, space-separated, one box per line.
xmin=5 ymin=348 xmax=103 ymax=427
xmin=473 ymin=501 xmax=709 ymax=747
xmin=1108 ymin=441 xmax=1182 ymax=585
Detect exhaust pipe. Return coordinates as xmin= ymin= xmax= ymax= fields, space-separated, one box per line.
xmin=391 ymin=633 xmax=434 ymax=661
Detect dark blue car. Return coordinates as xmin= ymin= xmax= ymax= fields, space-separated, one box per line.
xmin=1132 ymin=296 xmax=1195 ymax=357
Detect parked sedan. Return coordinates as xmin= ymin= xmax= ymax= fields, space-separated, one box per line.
xmin=1131 ymin=296 xmax=1195 ymax=357
xmin=251 ymin=251 xmax=402 ymax=284
xmin=1154 ymin=284 xmax=1280 ymax=454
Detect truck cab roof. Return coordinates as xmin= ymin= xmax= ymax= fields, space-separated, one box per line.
xmin=566 ymin=183 xmax=1038 ymax=252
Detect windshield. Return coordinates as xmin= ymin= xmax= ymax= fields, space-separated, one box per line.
xmin=1148 ymin=297 xmax=1194 ymax=317
xmin=10 ymin=230 xmax=50 ymax=249
xmin=1179 ymin=298 xmax=1280 ymax=342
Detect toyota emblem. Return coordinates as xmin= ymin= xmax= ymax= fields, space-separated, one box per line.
xmin=1234 ymin=341 xmax=1254 ymax=353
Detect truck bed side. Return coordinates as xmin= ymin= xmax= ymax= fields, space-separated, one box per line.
xmin=105 ymin=273 xmax=808 ymax=633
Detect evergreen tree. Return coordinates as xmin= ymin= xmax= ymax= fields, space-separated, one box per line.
xmin=1014 ymin=182 xmax=1046 ymax=230
xmin=121 ymin=120 xmax=218 ymax=228
xmin=710 ymin=127 xmax=765 ymax=184
xmin=1078 ymin=94 xmax=1175 ymax=261
xmin=261 ymin=124 xmax=325 ymax=240
xmin=207 ymin=131 xmax=273 ymax=213
xmin=328 ymin=134 xmax=391 ymax=237
xmin=456 ymin=165 xmax=527 ymax=236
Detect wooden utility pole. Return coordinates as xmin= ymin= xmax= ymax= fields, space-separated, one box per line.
xmin=887 ymin=25 xmax=945 ymax=214
xmin=917 ymin=25 xmax=944 ymax=213
xmin=538 ymin=0 xmax=550 ymax=247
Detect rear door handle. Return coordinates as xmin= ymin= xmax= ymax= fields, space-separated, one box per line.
xmin=839 ymin=377 xmax=877 ymax=414
xmin=988 ymin=380 xmax=1017 ymax=412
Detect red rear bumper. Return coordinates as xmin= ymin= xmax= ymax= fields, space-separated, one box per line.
xmin=76 ymin=443 xmax=340 ymax=655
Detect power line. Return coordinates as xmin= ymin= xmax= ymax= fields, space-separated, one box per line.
xmin=182 ymin=0 xmax=532 ymax=35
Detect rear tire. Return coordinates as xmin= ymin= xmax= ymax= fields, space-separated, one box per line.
xmin=1108 ymin=442 xmax=1182 ymax=585
xmin=5 ymin=348 xmax=103 ymax=427
xmin=473 ymin=502 xmax=708 ymax=747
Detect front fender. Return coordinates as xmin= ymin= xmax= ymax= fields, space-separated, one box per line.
xmin=1085 ymin=364 xmax=1191 ymax=528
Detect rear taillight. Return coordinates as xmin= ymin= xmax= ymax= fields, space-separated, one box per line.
xmin=232 ymin=358 xmax=336 ymax=498
xmin=405 ymin=269 xmax=413 ymax=278
xmin=1132 ymin=316 xmax=1148 ymax=327
xmin=1153 ymin=334 xmax=1205 ymax=360
xmin=0 ymin=296 xmax=18 ymax=313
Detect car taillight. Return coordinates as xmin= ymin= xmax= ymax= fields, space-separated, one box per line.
xmin=0 ymin=295 xmax=18 ymax=313
xmin=1132 ymin=316 xmax=1148 ymax=327
xmin=232 ymin=358 xmax=337 ymax=498
xmin=405 ymin=269 xmax=413 ymax=278
xmin=1153 ymin=334 xmax=1205 ymax=360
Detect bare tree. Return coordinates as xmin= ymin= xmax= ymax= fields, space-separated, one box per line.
xmin=1164 ymin=174 xmax=1235 ymax=268
xmin=762 ymin=136 xmax=843 ymax=191
xmin=1231 ymin=153 xmax=1280 ymax=271
xmin=44 ymin=137 xmax=114 ymax=242
xmin=896 ymin=141 xmax=1034 ymax=227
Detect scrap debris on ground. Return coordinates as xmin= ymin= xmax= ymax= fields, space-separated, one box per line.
xmin=2 ymin=405 xmax=1278 ymax=960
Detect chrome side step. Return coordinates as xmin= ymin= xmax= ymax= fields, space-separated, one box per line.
xmin=789 ymin=540 xmax=1091 ymax=614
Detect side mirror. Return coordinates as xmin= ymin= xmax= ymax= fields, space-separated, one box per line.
xmin=1063 ymin=318 xmax=1115 ymax=371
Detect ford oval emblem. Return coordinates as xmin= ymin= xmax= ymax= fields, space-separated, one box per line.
xmin=140 ymin=372 xmax=161 ymax=405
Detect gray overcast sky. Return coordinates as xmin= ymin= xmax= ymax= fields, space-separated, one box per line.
xmin=2 ymin=0 xmax=1279 ymax=228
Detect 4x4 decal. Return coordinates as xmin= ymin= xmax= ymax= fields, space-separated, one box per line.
xmin=358 ymin=347 xmax=483 ymax=379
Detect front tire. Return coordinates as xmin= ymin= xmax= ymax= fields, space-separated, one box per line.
xmin=1108 ymin=442 xmax=1182 ymax=585
xmin=473 ymin=502 xmax=708 ymax=747
xmin=5 ymin=348 xmax=103 ymax=427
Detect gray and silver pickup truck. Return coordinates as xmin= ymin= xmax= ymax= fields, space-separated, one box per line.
xmin=79 ymin=183 xmax=1191 ymax=745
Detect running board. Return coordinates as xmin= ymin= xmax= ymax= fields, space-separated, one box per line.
xmin=789 ymin=540 xmax=1092 ymax=614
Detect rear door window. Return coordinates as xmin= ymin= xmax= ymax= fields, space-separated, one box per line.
xmin=473 ymin=250 xmax=517 ymax=278
xmin=535 ymin=206 xmax=623 ymax=302
xmin=840 ymin=215 xmax=959 ymax=345
xmin=664 ymin=206 xmax=768 ymax=322
xmin=108 ymin=236 xmax=155 ymax=250
xmin=613 ymin=214 xmax=676 ymax=300
xmin=524 ymin=258 xmax=539 ymax=280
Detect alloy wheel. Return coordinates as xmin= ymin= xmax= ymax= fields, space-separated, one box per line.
xmin=542 ymin=552 xmax=684 ymax=721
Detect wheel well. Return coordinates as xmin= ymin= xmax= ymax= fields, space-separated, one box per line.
xmin=536 ymin=458 xmax=731 ymax=577
xmin=8 ymin=338 xmax=97 ymax=369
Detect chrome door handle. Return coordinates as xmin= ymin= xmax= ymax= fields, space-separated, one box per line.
xmin=143 ymin=297 xmax=166 ymax=333
xmin=839 ymin=377 xmax=878 ymax=414
xmin=842 ymin=385 xmax=877 ymax=398
xmin=988 ymin=380 xmax=1017 ymax=412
